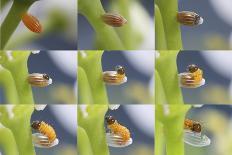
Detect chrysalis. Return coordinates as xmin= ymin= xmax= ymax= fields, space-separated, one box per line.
xmin=177 ymin=11 xmax=203 ymax=26
xmin=102 ymin=13 xmax=127 ymax=27
xmin=22 ymin=13 xmax=42 ymax=33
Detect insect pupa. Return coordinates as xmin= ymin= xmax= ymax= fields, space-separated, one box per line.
xmin=177 ymin=11 xmax=204 ymax=26
xmin=105 ymin=115 xmax=132 ymax=147
xmin=28 ymin=73 xmax=52 ymax=87
xmin=179 ymin=64 xmax=205 ymax=88
xmin=22 ymin=13 xmax=42 ymax=33
xmin=101 ymin=13 xmax=127 ymax=27
xmin=31 ymin=121 xmax=57 ymax=143
xmin=103 ymin=65 xmax=127 ymax=85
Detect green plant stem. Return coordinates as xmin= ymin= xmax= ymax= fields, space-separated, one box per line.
xmin=111 ymin=0 xmax=142 ymax=49
xmin=156 ymin=105 xmax=190 ymax=155
xmin=78 ymin=0 xmax=124 ymax=50
xmin=78 ymin=51 xmax=108 ymax=104
xmin=155 ymin=5 xmax=167 ymax=50
xmin=0 ymin=126 xmax=18 ymax=155
xmin=156 ymin=51 xmax=183 ymax=105
xmin=78 ymin=105 xmax=109 ymax=155
xmin=0 ymin=51 xmax=34 ymax=104
xmin=0 ymin=66 xmax=19 ymax=104
xmin=156 ymin=0 xmax=182 ymax=49
xmin=0 ymin=1 xmax=33 ymax=49
xmin=155 ymin=120 xmax=164 ymax=155
xmin=155 ymin=51 xmax=190 ymax=155
xmin=78 ymin=66 xmax=93 ymax=104
xmin=77 ymin=126 xmax=93 ymax=155
xmin=0 ymin=105 xmax=36 ymax=155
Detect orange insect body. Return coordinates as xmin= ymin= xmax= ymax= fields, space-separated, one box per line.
xmin=22 ymin=13 xmax=42 ymax=33
xmin=31 ymin=121 xmax=56 ymax=143
xmin=190 ymin=69 xmax=203 ymax=83
xmin=106 ymin=116 xmax=131 ymax=143
xmin=108 ymin=123 xmax=131 ymax=142
xmin=184 ymin=119 xmax=201 ymax=133
xmin=103 ymin=71 xmax=125 ymax=84
xmin=187 ymin=64 xmax=203 ymax=83
xmin=180 ymin=64 xmax=203 ymax=87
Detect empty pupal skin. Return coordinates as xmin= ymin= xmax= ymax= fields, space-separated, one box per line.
xmin=177 ymin=11 xmax=204 ymax=26
xmin=32 ymin=133 xmax=59 ymax=148
xmin=28 ymin=73 xmax=52 ymax=87
xmin=103 ymin=65 xmax=127 ymax=85
xmin=106 ymin=133 xmax=133 ymax=147
xmin=184 ymin=130 xmax=211 ymax=147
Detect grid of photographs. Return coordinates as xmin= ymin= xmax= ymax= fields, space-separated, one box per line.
xmin=1 ymin=0 xmax=232 ymax=155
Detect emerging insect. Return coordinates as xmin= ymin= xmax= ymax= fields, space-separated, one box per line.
xmin=101 ymin=13 xmax=127 ymax=27
xmin=184 ymin=119 xmax=201 ymax=133
xmin=103 ymin=65 xmax=127 ymax=85
xmin=179 ymin=64 xmax=205 ymax=88
xmin=22 ymin=13 xmax=42 ymax=33
xmin=183 ymin=119 xmax=210 ymax=147
xmin=31 ymin=121 xmax=58 ymax=147
xmin=28 ymin=73 xmax=52 ymax=87
xmin=177 ymin=11 xmax=204 ymax=26
xmin=105 ymin=115 xmax=132 ymax=147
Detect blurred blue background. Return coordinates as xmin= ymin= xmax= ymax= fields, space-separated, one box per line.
xmin=178 ymin=0 xmax=232 ymax=50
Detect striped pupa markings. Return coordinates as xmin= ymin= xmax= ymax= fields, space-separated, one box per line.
xmin=22 ymin=13 xmax=42 ymax=33
xmin=177 ymin=11 xmax=203 ymax=26
xmin=101 ymin=13 xmax=127 ymax=27
xmin=103 ymin=65 xmax=127 ymax=85
xmin=28 ymin=73 xmax=52 ymax=87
